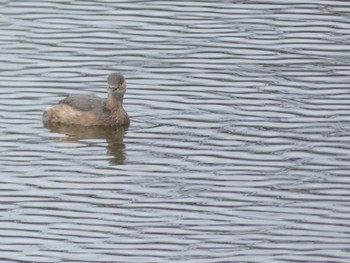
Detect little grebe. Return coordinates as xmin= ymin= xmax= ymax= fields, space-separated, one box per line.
xmin=43 ymin=72 xmax=129 ymax=126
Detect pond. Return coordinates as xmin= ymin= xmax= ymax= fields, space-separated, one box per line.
xmin=1 ymin=1 xmax=350 ymax=262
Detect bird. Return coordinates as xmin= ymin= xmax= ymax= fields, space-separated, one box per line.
xmin=42 ymin=72 xmax=129 ymax=127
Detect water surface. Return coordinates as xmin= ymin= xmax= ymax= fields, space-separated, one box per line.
xmin=1 ymin=1 xmax=350 ymax=262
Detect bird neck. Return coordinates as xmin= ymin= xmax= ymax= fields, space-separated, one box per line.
xmin=106 ymin=95 xmax=124 ymax=111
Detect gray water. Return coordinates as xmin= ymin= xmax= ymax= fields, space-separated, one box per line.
xmin=1 ymin=1 xmax=350 ymax=262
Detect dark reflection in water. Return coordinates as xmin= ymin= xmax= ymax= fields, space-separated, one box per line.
xmin=44 ymin=122 xmax=128 ymax=165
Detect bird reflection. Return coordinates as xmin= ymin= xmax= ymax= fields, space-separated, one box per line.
xmin=44 ymin=122 xmax=128 ymax=165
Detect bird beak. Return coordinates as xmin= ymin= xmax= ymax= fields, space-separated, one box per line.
xmin=108 ymin=82 xmax=124 ymax=96
xmin=115 ymin=84 xmax=123 ymax=92
xmin=109 ymin=84 xmax=123 ymax=94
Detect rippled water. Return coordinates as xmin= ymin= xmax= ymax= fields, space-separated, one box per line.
xmin=1 ymin=1 xmax=350 ymax=262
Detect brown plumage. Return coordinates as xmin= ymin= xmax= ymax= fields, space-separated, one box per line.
xmin=43 ymin=72 xmax=129 ymax=127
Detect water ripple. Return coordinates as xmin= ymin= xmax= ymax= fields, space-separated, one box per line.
xmin=0 ymin=0 xmax=350 ymax=262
